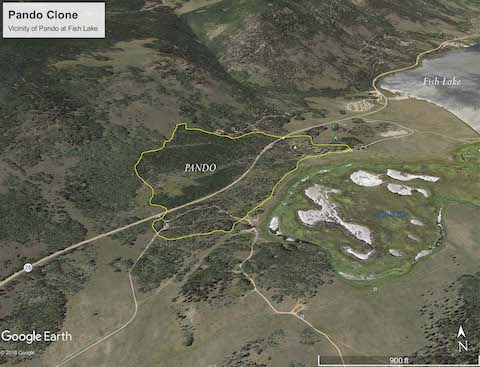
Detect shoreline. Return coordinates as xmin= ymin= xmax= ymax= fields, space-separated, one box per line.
xmin=379 ymin=41 xmax=480 ymax=134
xmin=381 ymin=85 xmax=480 ymax=133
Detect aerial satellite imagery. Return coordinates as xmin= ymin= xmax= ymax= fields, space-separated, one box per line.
xmin=0 ymin=0 xmax=480 ymax=366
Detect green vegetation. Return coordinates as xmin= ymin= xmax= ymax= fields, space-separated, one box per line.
xmin=173 ymin=306 xmax=195 ymax=347
xmin=63 ymin=126 xmax=156 ymax=226
xmin=108 ymin=0 xmax=145 ymax=11
xmin=413 ymin=203 xmax=480 ymax=364
xmin=0 ymin=248 xmax=95 ymax=365
xmin=1 ymin=0 xmax=479 ymax=364
xmin=222 ymin=330 xmax=286 ymax=367
xmin=134 ymin=231 xmax=253 ymax=298
xmin=311 ymin=118 xmax=402 ymax=148
xmin=133 ymin=240 xmax=187 ymax=293
xmin=111 ymin=217 xmax=149 ymax=246
xmin=109 ymin=256 xmax=135 ymax=273
xmin=194 ymin=139 xmax=343 ymax=224
xmin=0 ymin=176 xmax=86 ymax=278
xmin=185 ymin=0 xmax=480 ymax=92
xmin=414 ymin=271 xmax=480 ymax=364
xmin=134 ymin=233 xmax=224 ymax=293
xmin=265 ymin=143 xmax=480 ymax=280
xmin=244 ymin=242 xmax=333 ymax=302
xmin=0 ymin=4 xmax=272 ymax=276
xmin=454 ymin=142 xmax=480 ymax=164
xmin=155 ymin=206 xmax=236 ymax=238
xmin=300 ymin=327 xmax=322 ymax=345
xmin=0 ymin=176 xmax=85 ymax=245
xmin=135 ymin=124 xmax=346 ymax=240
xmin=136 ymin=126 xmax=274 ymax=208
xmin=181 ymin=233 xmax=253 ymax=306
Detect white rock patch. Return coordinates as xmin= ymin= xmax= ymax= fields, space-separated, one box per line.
xmin=387 ymin=183 xmax=413 ymax=196
xmin=387 ymin=183 xmax=429 ymax=197
xmin=350 ymin=170 xmax=383 ymax=187
xmin=387 ymin=169 xmax=439 ymax=182
xmin=298 ymin=184 xmax=373 ymax=245
xmin=389 ymin=249 xmax=403 ymax=257
xmin=438 ymin=206 xmax=444 ymax=223
xmin=269 ymin=216 xmax=279 ymax=232
xmin=414 ymin=207 xmax=444 ymax=262
xmin=380 ymin=130 xmax=409 ymax=137
xmin=344 ymin=223 xmax=373 ymax=245
xmin=416 ymin=188 xmax=429 ymax=198
xmin=408 ymin=234 xmax=420 ymax=242
xmin=344 ymin=246 xmax=374 ymax=260
xmin=297 ymin=210 xmax=335 ymax=225
xmin=415 ymin=249 xmax=432 ymax=261
xmin=410 ymin=219 xmax=424 ymax=226
xmin=339 ymin=272 xmax=378 ymax=281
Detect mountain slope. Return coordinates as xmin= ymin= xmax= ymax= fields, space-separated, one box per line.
xmin=0 ymin=4 xmax=272 ymax=281
xmin=183 ymin=0 xmax=480 ymax=92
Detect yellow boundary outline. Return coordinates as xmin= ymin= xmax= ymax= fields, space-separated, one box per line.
xmin=134 ymin=122 xmax=352 ymax=241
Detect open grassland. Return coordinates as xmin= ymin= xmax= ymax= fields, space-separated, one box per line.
xmin=8 ymin=100 xmax=479 ymax=366
xmin=413 ymin=204 xmax=480 ymax=364
xmin=263 ymin=138 xmax=480 ymax=280
xmin=2 ymin=4 xmax=480 ymax=366
xmin=51 ymin=285 xmax=339 ymax=367
xmin=295 ymin=203 xmax=480 ymax=361
xmin=290 ymin=98 xmax=478 ymax=176
xmin=0 ymin=247 xmax=97 ymax=366
xmin=35 ymin=229 xmax=340 ymax=367
xmin=455 ymin=142 xmax=480 ymax=164
xmin=29 ymin=202 xmax=480 ymax=366
xmin=0 ymin=223 xmax=153 ymax=367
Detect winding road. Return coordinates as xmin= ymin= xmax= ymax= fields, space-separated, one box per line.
xmin=239 ymin=226 xmax=347 ymax=365
xmin=1 ymin=33 xmax=477 ymax=290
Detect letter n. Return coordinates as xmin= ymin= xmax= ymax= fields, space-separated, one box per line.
xmin=458 ymin=341 xmax=468 ymax=352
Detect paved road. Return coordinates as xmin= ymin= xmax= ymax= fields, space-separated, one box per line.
xmin=1 ymin=33 xmax=476 ymax=290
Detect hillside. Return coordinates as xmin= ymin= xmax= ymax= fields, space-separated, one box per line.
xmin=0 ymin=3 xmax=270 ymax=281
xmin=2 ymin=0 xmax=478 ymax=281
xmin=182 ymin=0 xmax=480 ymax=92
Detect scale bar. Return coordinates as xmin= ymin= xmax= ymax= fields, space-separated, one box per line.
xmin=317 ymin=354 xmax=480 ymax=366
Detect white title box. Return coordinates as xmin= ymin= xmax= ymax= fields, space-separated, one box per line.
xmin=3 ymin=2 xmax=105 ymax=38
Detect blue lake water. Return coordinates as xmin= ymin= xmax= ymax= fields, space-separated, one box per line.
xmin=381 ymin=44 xmax=480 ymax=132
